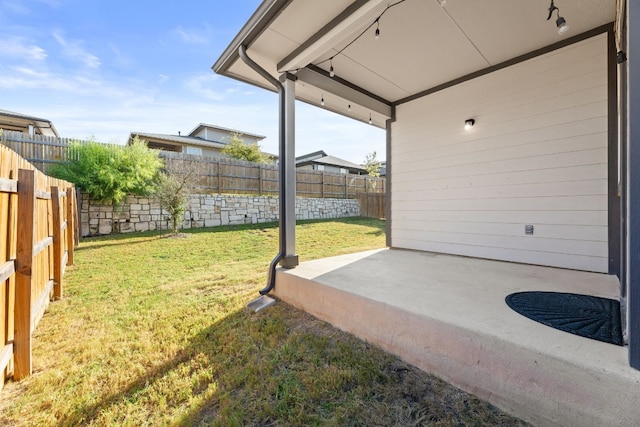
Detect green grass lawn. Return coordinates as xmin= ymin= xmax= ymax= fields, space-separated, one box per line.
xmin=0 ymin=217 xmax=527 ymax=426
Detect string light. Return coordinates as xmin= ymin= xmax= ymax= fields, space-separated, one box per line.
xmin=285 ymin=1 xmax=408 ymax=113
xmin=287 ymin=1 xmax=406 ymax=78
xmin=547 ymin=0 xmax=569 ymax=35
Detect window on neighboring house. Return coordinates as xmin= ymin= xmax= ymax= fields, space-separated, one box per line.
xmin=316 ymin=165 xmax=325 ymax=171
xmin=340 ymin=168 xmax=347 ymax=174
xmin=185 ymin=146 xmax=202 ymax=155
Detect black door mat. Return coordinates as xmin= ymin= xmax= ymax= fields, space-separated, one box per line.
xmin=505 ymin=291 xmax=623 ymax=346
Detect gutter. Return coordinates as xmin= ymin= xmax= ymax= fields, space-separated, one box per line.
xmin=213 ymin=0 xmax=292 ymax=75
xmin=238 ymin=45 xmax=286 ymax=295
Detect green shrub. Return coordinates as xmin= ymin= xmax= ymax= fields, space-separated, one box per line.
xmin=50 ymin=137 xmax=162 ymax=204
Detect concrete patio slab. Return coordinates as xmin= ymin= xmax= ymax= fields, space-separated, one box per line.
xmin=273 ymin=248 xmax=640 ymax=427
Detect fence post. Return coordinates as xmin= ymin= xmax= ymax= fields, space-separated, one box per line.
xmin=344 ymin=174 xmax=348 ymax=199
xmin=51 ymin=187 xmax=63 ymax=300
xmin=74 ymin=187 xmax=81 ymax=245
xmin=258 ymin=164 xmax=263 ymax=196
xmin=216 ymin=158 xmax=221 ymax=194
xmin=14 ymin=169 xmax=35 ymax=380
xmin=66 ymin=187 xmax=75 ymax=265
xmin=321 ymin=172 xmax=325 ymax=198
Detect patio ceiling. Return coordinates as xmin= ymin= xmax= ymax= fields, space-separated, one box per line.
xmin=213 ymin=0 xmax=616 ymax=128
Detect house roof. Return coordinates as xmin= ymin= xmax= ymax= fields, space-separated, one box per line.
xmin=213 ymin=0 xmax=615 ymax=128
xmin=295 ymin=150 xmax=327 ymax=162
xmin=0 ymin=108 xmax=59 ymax=137
xmin=296 ymin=151 xmax=366 ymax=172
xmin=187 ymin=123 xmax=266 ymax=140
xmin=130 ymin=132 xmax=228 ymax=150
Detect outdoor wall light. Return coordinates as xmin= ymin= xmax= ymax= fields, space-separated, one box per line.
xmin=464 ymin=119 xmax=475 ymax=130
xmin=547 ymin=0 xmax=569 ymax=35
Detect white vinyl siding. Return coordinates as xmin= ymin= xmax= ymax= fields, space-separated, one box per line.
xmin=391 ymin=34 xmax=608 ymax=272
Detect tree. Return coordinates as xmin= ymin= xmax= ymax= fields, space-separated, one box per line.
xmin=363 ymin=151 xmax=381 ymax=177
xmin=50 ymin=136 xmax=162 ymax=204
xmin=222 ymin=133 xmax=270 ymax=163
xmin=155 ymin=158 xmax=205 ymax=234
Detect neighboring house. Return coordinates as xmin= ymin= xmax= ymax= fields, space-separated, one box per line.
xmin=295 ymin=150 xmax=367 ymax=175
xmin=0 ymin=109 xmax=59 ymax=137
xmin=378 ymin=161 xmax=387 ymax=177
xmin=214 ymin=0 xmax=640 ymax=425
xmin=129 ymin=123 xmax=268 ymax=160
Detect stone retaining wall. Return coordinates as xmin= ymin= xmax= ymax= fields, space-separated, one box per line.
xmin=80 ymin=193 xmax=360 ymax=237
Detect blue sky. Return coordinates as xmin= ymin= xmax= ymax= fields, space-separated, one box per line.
xmin=0 ymin=0 xmax=385 ymax=163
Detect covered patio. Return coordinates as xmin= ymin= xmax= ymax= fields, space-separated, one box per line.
xmin=274 ymin=249 xmax=640 ymax=426
xmin=214 ymin=0 xmax=640 ymax=425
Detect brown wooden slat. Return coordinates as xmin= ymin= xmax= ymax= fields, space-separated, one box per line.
xmin=14 ymin=168 xmax=35 ymax=379
xmin=31 ymin=279 xmax=53 ymax=327
xmin=51 ymin=187 xmax=62 ymax=300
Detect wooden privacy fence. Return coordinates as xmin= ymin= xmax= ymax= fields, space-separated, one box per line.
xmin=1 ymin=130 xmax=78 ymax=175
xmin=357 ymin=193 xmax=387 ymax=219
xmin=161 ymin=152 xmax=386 ymax=198
xmin=0 ymin=144 xmax=77 ymax=388
xmin=0 ymin=132 xmax=386 ymax=198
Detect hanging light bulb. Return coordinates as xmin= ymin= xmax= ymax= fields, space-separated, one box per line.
xmin=374 ymin=19 xmax=380 ymax=40
xmin=348 ymin=104 xmax=351 ymax=112
xmin=556 ymin=16 xmax=569 ymax=35
xmin=464 ymin=119 xmax=475 ymax=130
xmin=329 ymin=59 xmax=335 ymax=77
xmin=368 ymin=113 xmax=372 ymax=125
xmin=321 ymin=94 xmax=325 ymax=106
xmin=546 ymin=0 xmax=569 ymax=36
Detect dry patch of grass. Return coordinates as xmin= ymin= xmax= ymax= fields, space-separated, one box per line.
xmin=0 ymin=218 xmax=528 ymax=426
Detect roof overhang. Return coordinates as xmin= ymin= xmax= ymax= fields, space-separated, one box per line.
xmin=0 ymin=110 xmax=59 ymax=137
xmin=213 ymin=0 xmax=616 ymax=128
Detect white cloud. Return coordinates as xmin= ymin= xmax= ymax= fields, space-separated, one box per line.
xmin=184 ymin=73 xmax=224 ymax=101
xmin=0 ymin=65 xmax=152 ymax=100
xmin=0 ymin=0 xmax=29 ymax=15
xmin=53 ymin=31 xmax=100 ymax=68
xmin=0 ymin=37 xmax=47 ymax=60
xmin=108 ymin=43 xmax=132 ymax=67
xmin=172 ymin=26 xmax=210 ymax=45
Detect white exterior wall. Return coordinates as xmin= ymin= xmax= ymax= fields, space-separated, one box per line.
xmin=391 ymin=34 xmax=609 ymax=272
